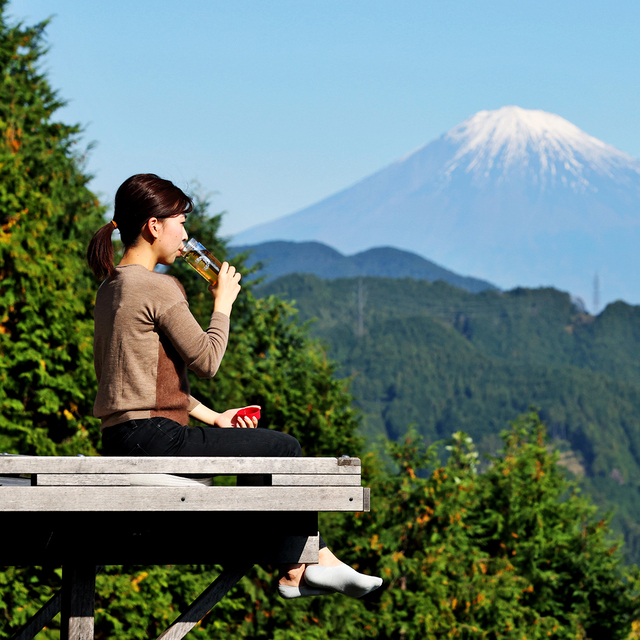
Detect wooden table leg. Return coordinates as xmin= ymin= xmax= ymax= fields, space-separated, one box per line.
xmin=60 ymin=564 xmax=96 ymax=640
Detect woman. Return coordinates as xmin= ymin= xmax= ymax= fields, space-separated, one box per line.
xmin=87 ymin=173 xmax=382 ymax=599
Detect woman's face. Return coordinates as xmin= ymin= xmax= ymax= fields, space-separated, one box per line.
xmin=156 ymin=214 xmax=188 ymax=265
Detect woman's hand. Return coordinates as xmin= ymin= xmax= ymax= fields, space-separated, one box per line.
xmin=210 ymin=262 xmax=241 ymax=317
xmin=214 ymin=406 xmax=260 ymax=429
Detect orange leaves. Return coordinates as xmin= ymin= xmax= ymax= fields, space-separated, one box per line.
xmin=629 ymin=620 xmax=640 ymax=639
xmin=370 ymin=533 xmax=383 ymax=551
xmin=415 ymin=504 xmax=434 ymax=527
xmin=391 ymin=551 xmax=404 ymax=563
xmin=5 ymin=127 xmax=22 ymax=153
xmin=130 ymin=571 xmax=148 ymax=593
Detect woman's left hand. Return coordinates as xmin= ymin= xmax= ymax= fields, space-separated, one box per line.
xmin=214 ymin=407 xmax=259 ymax=429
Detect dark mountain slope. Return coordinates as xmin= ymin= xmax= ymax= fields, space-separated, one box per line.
xmin=230 ymin=241 xmax=497 ymax=293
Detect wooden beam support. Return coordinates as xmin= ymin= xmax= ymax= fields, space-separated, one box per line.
xmin=156 ymin=565 xmax=253 ymax=640
xmin=60 ymin=564 xmax=96 ymax=640
xmin=10 ymin=591 xmax=61 ymax=640
xmin=271 ymin=474 xmax=361 ymax=486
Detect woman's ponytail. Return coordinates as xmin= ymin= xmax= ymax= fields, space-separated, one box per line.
xmin=87 ymin=222 xmax=116 ymax=280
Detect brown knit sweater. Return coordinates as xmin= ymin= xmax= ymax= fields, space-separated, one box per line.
xmin=93 ymin=264 xmax=229 ymax=430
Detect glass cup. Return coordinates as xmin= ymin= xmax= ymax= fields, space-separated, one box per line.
xmin=181 ymin=238 xmax=222 ymax=284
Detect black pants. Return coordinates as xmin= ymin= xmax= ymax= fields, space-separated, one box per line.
xmin=101 ymin=418 xmax=327 ymax=551
xmin=101 ymin=417 xmax=302 ymax=458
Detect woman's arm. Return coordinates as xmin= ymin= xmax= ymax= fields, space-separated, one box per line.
xmin=189 ymin=402 xmax=259 ymax=428
xmin=157 ymin=262 xmax=242 ymax=379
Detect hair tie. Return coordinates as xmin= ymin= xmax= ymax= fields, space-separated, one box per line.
xmin=111 ymin=220 xmax=118 ymax=229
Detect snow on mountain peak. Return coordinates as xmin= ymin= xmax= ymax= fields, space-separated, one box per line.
xmin=443 ymin=106 xmax=639 ymax=189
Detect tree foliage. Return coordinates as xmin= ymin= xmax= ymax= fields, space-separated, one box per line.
xmin=0 ymin=2 xmax=105 ymax=455
xmin=357 ymin=412 xmax=640 ymax=639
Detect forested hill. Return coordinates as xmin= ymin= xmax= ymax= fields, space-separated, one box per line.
xmin=258 ymin=274 xmax=640 ymax=562
xmin=230 ymin=240 xmax=497 ymax=293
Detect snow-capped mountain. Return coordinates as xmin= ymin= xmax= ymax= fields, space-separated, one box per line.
xmin=234 ymin=106 xmax=640 ymax=307
xmin=443 ymin=107 xmax=638 ymax=190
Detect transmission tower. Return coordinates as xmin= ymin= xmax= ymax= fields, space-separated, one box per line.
xmin=356 ymin=278 xmax=366 ymax=338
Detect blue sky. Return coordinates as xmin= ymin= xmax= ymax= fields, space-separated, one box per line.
xmin=8 ymin=0 xmax=640 ymax=238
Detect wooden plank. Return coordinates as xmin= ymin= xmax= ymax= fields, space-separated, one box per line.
xmin=0 ymin=456 xmax=361 ymax=475
xmin=272 ymin=474 xmax=361 ymax=486
xmin=35 ymin=474 xmax=215 ymax=487
xmin=0 ymin=486 xmax=366 ymax=512
xmin=156 ymin=564 xmax=252 ymax=640
xmin=60 ymin=564 xmax=95 ymax=640
xmin=364 ymin=487 xmax=371 ymax=512
xmin=36 ymin=474 xmax=131 ymax=486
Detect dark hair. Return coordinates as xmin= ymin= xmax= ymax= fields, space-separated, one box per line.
xmin=87 ymin=174 xmax=194 ymax=279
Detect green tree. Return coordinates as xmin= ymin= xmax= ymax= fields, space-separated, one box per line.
xmin=336 ymin=412 xmax=640 ymax=639
xmin=0 ymin=1 xmax=105 ymax=455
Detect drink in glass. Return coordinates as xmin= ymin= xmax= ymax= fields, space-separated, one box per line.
xmin=181 ymin=238 xmax=222 ymax=284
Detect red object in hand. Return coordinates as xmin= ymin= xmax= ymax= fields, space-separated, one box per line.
xmin=236 ymin=407 xmax=261 ymax=420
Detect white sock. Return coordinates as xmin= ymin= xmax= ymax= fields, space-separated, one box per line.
xmin=277 ymin=584 xmax=333 ymax=599
xmin=303 ymin=564 xmax=383 ymax=599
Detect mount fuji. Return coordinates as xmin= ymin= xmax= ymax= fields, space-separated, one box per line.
xmin=233 ymin=106 xmax=640 ymax=308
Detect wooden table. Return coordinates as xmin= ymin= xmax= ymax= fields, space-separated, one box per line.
xmin=0 ymin=455 xmax=369 ymax=640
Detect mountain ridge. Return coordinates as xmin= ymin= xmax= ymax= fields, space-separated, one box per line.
xmin=230 ymin=240 xmax=497 ymax=293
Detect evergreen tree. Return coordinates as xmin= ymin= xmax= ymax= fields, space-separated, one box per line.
xmin=0 ymin=1 xmax=105 ymax=455
xmin=335 ymin=412 xmax=640 ymax=639
xmin=0 ymin=8 xmax=361 ymax=637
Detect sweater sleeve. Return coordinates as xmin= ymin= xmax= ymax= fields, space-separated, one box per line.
xmin=158 ymin=301 xmax=230 ymax=378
